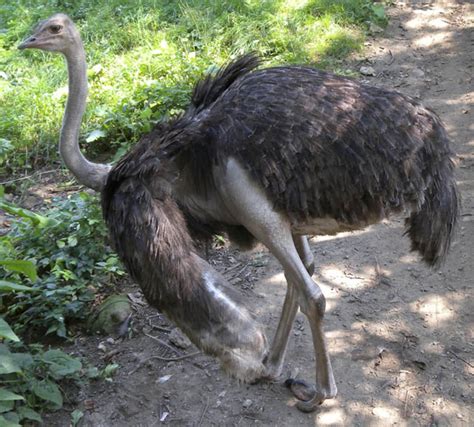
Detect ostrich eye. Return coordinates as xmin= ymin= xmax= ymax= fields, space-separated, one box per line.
xmin=49 ymin=25 xmax=62 ymax=34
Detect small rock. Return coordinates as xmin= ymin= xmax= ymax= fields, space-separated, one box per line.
xmin=369 ymin=23 xmax=384 ymax=34
xmin=243 ymin=399 xmax=253 ymax=409
xmin=410 ymin=68 xmax=425 ymax=79
xmin=97 ymin=342 xmax=107 ymax=352
xmin=360 ymin=66 xmax=376 ymax=76
xmin=169 ymin=328 xmax=192 ymax=349
xmin=106 ymin=337 xmax=115 ymax=345
xmin=157 ymin=374 xmax=172 ymax=384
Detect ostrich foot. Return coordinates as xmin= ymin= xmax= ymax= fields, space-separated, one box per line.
xmin=261 ymin=356 xmax=285 ymax=381
xmin=285 ymin=378 xmax=337 ymax=412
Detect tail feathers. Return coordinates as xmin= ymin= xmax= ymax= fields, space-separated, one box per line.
xmin=406 ymin=166 xmax=459 ymax=266
xmin=192 ymin=53 xmax=261 ymax=110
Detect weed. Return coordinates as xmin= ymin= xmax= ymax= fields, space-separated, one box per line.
xmin=0 ymin=261 xmax=84 ymax=425
xmin=0 ymin=191 xmax=125 ymax=339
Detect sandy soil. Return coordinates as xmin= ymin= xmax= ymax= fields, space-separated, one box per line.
xmin=43 ymin=2 xmax=473 ymax=426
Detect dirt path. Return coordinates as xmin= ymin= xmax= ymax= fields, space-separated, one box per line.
xmin=46 ymin=3 xmax=473 ymax=426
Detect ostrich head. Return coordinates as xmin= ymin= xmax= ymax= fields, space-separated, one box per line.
xmin=18 ymin=14 xmax=79 ymax=54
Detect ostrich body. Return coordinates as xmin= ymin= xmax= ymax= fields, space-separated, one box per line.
xmin=20 ymin=14 xmax=459 ymax=412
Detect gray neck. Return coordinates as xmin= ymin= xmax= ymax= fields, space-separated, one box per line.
xmin=61 ymin=42 xmax=110 ymax=191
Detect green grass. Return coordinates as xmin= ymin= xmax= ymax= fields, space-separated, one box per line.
xmin=0 ymin=0 xmax=387 ymax=175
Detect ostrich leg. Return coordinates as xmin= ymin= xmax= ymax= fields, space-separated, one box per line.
xmin=219 ymin=159 xmax=337 ymax=412
xmin=264 ymin=236 xmax=314 ymax=379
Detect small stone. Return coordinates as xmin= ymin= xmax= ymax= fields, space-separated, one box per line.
xmin=360 ymin=66 xmax=376 ymax=76
xmin=169 ymin=328 xmax=192 ymax=349
xmin=106 ymin=337 xmax=115 ymax=345
xmin=243 ymin=399 xmax=253 ymax=409
xmin=157 ymin=374 xmax=172 ymax=384
xmin=369 ymin=23 xmax=384 ymax=34
xmin=410 ymin=68 xmax=425 ymax=79
xmin=97 ymin=342 xmax=107 ymax=352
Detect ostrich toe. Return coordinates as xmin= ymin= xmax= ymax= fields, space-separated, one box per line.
xmin=285 ymin=378 xmax=335 ymax=412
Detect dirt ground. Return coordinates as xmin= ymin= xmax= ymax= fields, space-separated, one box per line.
xmin=42 ymin=2 xmax=473 ymax=426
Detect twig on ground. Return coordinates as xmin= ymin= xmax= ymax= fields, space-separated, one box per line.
xmin=0 ymin=169 xmax=58 ymax=185
xmin=198 ymin=398 xmax=210 ymax=427
xmin=128 ymin=351 xmax=201 ymax=375
xmin=147 ymin=315 xmax=172 ymax=333
xmin=403 ymin=390 xmax=410 ymax=418
xmin=447 ymin=349 xmax=473 ymax=368
xmin=143 ymin=331 xmax=183 ymax=355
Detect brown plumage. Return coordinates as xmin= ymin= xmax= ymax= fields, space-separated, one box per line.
xmin=103 ymin=54 xmax=458 ymax=267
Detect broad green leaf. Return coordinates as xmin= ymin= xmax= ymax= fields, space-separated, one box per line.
xmin=0 ymin=412 xmax=20 ymax=427
xmin=71 ymin=409 xmax=83 ymax=426
xmin=16 ymin=406 xmax=42 ymax=423
xmin=0 ymin=201 xmax=57 ymax=228
xmin=43 ymin=350 xmax=82 ymax=378
xmin=0 ymin=319 xmax=19 ymax=342
xmin=10 ymin=353 xmax=33 ymax=370
xmin=0 ymin=261 xmax=37 ymax=281
xmin=0 ymin=414 xmax=21 ymax=427
xmin=0 ymin=281 xmax=33 ymax=292
xmin=0 ymin=401 xmax=14 ymax=414
xmin=31 ymin=380 xmax=63 ymax=408
xmin=67 ymin=236 xmax=78 ymax=247
xmin=86 ymin=129 xmax=106 ymax=142
xmin=371 ymin=4 xmax=386 ymax=21
xmin=101 ymin=363 xmax=119 ymax=379
xmin=85 ymin=366 xmax=99 ymax=379
xmin=0 ymin=389 xmax=24 ymax=402
xmin=0 ymin=355 xmax=21 ymax=375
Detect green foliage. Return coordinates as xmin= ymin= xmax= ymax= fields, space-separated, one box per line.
xmin=0 ymin=192 xmax=125 ymax=338
xmin=0 ymin=262 xmax=83 ymax=425
xmin=0 ymin=342 xmax=83 ymax=424
xmin=1 ymin=0 xmax=387 ymax=174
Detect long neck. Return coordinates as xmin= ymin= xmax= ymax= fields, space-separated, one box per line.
xmin=61 ymin=42 xmax=110 ymax=191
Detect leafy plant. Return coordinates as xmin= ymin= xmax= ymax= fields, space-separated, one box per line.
xmin=0 ymin=261 xmax=83 ymax=425
xmin=0 ymin=192 xmax=125 ymax=338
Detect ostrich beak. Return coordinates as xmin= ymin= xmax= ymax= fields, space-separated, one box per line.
xmin=18 ymin=36 xmax=38 ymax=49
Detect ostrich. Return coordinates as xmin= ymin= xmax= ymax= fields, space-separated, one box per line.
xmin=19 ymin=14 xmax=458 ymax=412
